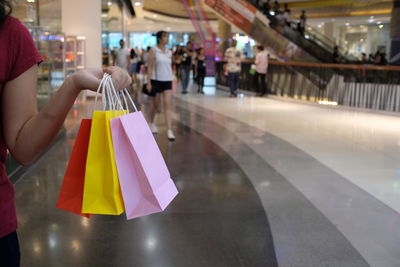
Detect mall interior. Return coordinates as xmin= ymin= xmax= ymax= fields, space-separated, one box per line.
xmin=4 ymin=0 xmax=400 ymax=266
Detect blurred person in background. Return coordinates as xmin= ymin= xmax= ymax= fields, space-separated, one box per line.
xmin=368 ymin=53 xmax=374 ymax=63
xmin=298 ymin=10 xmax=306 ymax=36
xmin=253 ymin=45 xmax=269 ymax=96
xmin=113 ymin=39 xmax=130 ymax=72
xmin=273 ymin=0 xmax=280 ymax=13
xmin=129 ymin=47 xmax=142 ymax=103
xmin=361 ymin=53 xmax=368 ymax=64
xmin=380 ymin=52 xmax=387 ymax=65
xmin=224 ymin=39 xmax=243 ymax=97
xmin=179 ymin=41 xmax=193 ymax=94
xmin=129 ymin=47 xmax=139 ymax=81
xmin=173 ymin=46 xmax=183 ymax=84
xmin=263 ymin=0 xmax=271 ymax=16
xmin=283 ymin=4 xmax=291 ymax=26
xmin=195 ymin=47 xmax=206 ymax=94
xmin=332 ymin=45 xmax=339 ymax=63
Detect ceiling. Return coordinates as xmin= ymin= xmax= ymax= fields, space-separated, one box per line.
xmin=143 ymin=0 xmax=217 ymax=20
xmin=11 ymin=0 xmax=394 ymax=33
xmin=142 ymin=0 xmax=393 ymax=19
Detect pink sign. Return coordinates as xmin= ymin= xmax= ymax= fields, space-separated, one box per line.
xmin=204 ymin=40 xmax=217 ymax=76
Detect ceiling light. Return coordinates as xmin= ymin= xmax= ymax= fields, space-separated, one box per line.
xmin=345 ymin=22 xmax=350 ymax=26
xmin=107 ymin=1 xmax=112 ymax=6
xmin=134 ymin=2 xmax=141 ymax=6
xmin=27 ymin=0 xmax=35 ymax=2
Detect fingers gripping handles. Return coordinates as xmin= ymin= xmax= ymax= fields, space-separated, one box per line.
xmin=93 ymin=73 xmax=138 ymax=113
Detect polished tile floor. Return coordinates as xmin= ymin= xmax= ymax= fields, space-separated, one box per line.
xmin=12 ymin=82 xmax=400 ymax=266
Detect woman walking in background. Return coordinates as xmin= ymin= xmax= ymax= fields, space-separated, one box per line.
xmin=173 ymin=46 xmax=183 ymax=84
xmin=146 ymin=31 xmax=176 ymax=141
xmin=195 ymin=47 xmax=206 ymax=94
xmin=129 ymin=48 xmax=139 ymax=81
xmin=179 ymin=41 xmax=193 ymax=94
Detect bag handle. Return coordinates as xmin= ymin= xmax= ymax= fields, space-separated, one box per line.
xmin=93 ymin=72 xmax=137 ymax=114
xmin=119 ymin=89 xmax=138 ymax=112
xmin=93 ymin=73 xmax=108 ymax=111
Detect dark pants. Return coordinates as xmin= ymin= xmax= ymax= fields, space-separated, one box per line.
xmin=197 ymin=74 xmax=205 ymax=92
xmin=254 ymin=72 xmax=268 ymax=95
xmin=180 ymin=65 xmax=191 ymax=92
xmin=0 ymin=231 xmax=20 ymax=267
xmin=228 ymin=72 xmax=240 ymax=94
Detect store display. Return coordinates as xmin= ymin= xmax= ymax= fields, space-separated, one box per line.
xmin=64 ymin=36 xmax=86 ymax=77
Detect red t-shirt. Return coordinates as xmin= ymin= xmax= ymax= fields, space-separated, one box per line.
xmin=0 ymin=16 xmax=42 ymax=238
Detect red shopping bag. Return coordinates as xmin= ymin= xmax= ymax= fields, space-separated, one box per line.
xmin=56 ymin=119 xmax=92 ymax=218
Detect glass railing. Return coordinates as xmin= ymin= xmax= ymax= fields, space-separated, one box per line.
xmin=216 ymin=60 xmax=400 ymax=112
xmin=303 ymin=24 xmax=335 ymax=51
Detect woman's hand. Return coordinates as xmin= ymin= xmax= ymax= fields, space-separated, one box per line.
xmin=146 ymin=81 xmax=152 ymax=92
xmin=71 ymin=66 xmax=131 ymax=93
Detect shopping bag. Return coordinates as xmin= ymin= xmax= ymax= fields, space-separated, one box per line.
xmin=110 ymin=110 xmax=178 ymax=220
xmin=249 ymin=64 xmax=256 ymax=75
xmin=82 ymin=110 xmax=126 ymax=215
xmin=56 ymin=119 xmax=92 ymax=218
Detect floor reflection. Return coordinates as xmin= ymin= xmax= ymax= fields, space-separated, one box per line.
xmin=14 ymin=96 xmax=277 ymax=267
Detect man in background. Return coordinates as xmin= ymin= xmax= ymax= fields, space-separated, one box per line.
xmin=113 ymin=39 xmax=130 ymax=72
xmin=224 ymin=39 xmax=243 ymax=97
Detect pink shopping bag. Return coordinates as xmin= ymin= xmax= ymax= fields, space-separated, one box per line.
xmin=110 ymin=111 xmax=178 ymax=220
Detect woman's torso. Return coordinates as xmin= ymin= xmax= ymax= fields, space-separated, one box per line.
xmin=151 ymin=46 xmax=173 ymax=81
xmin=196 ymin=56 xmax=206 ymax=75
xmin=0 ymin=16 xmax=43 ymax=238
xmin=255 ymin=52 xmax=268 ymax=74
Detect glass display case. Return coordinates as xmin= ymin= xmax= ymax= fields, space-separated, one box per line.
xmin=64 ymin=36 xmax=86 ymax=77
xmin=29 ymin=28 xmax=65 ymax=98
xmin=64 ymin=36 xmax=77 ymax=77
xmin=76 ymin=36 xmax=86 ymax=70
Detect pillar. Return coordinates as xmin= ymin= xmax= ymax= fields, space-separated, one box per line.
xmin=62 ymin=0 xmax=102 ymax=69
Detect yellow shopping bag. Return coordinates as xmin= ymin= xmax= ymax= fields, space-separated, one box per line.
xmin=82 ymin=110 xmax=126 ymax=215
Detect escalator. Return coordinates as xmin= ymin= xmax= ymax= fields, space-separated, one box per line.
xmin=205 ymin=0 xmax=354 ymax=64
xmin=249 ymin=0 xmax=355 ymax=63
xmin=205 ymin=0 xmax=335 ymax=89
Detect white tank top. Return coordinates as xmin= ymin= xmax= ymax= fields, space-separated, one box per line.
xmin=151 ymin=46 xmax=173 ymax=81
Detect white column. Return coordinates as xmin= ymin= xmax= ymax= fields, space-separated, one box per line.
xmin=61 ymin=0 xmax=101 ymax=69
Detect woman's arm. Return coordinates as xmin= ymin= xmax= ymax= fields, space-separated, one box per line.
xmin=146 ymin=49 xmax=155 ymax=90
xmin=2 ymin=66 xmax=130 ymax=166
